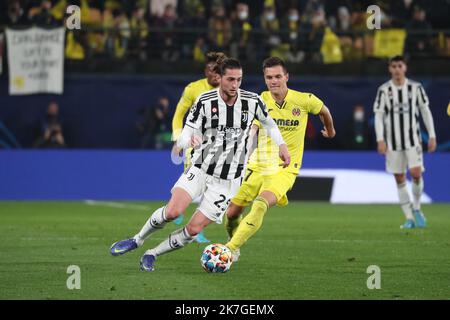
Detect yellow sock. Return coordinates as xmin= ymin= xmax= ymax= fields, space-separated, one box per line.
xmin=225 ymin=214 xmax=243 ymax=239
xmin=226 ymin=196 xmax=269 ymax=251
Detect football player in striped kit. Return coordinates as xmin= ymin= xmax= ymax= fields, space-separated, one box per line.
xmin=171 ymin=51 xmax=227 ymax=243
xmin=110 ymin=58 xmax=291 ymax=271
xmin=373 ymin=55 xmax=437 ymax=229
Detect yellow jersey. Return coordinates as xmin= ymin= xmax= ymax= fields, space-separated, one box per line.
xmin=248 ymin=89 xmax=323 ymax=175
xmin=172 ymin=78 xmax=215 ymax=141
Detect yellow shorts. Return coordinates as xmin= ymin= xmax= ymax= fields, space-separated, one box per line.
xmin=232 ymin=168 xmax=297 ymax=207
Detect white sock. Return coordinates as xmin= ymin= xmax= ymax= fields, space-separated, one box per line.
xmin=134 ymin=206 xmax=169 ymax=246
xmin=146 ymin=227 xmax=196 ymax=257
xmin=397 ymin=182 xmax=414 ymax=220
xmin=412 ymin=178 xmax=424 ymax=211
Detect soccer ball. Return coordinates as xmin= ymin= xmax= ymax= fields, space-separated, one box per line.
xmin=200 ymin=243 xmax=233 ymax=273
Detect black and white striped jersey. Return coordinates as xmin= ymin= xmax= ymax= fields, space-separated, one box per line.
xmin=373 ymin=78 xmax=435 ymax=151
xmin=184 ymin=88 xmax=270 ymax=180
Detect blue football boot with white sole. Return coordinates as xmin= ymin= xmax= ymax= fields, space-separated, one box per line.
xmin=400 ymin=219 xmax=415 ymax=229
xmin=173 ymin=214 xmax=184 ymax=225
xmin=140 ymin=254 xmax=156 ymax=272
xmin=195 ymin=231 xmax=210 ymax=243
xmin=110 ymin=238 xmax=138 ymax=256
xmin=413 ymin=210 xmax=427 ymax=228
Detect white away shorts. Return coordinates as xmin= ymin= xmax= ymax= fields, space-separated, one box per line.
xmin=386 ymin=146 xmax=425 ymax=174
xmin=171 ymin=166 xmax=241 ymax=224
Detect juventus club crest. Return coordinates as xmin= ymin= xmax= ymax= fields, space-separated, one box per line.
xmin=241 ymin=111 xmax=248 ymax=122
xmin=187 ymin=172 xmax=195 ymax=181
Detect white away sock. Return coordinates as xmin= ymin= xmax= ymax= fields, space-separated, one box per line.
xmin=412 ymin=178 xmax=424 ymax=211
xmin=134 ymin=206 xmax=169 ymax=246
xmin=146 ymin=227 xmax=196 ymax=257
xmin=397 ymin=182 xmax=414 ymax=220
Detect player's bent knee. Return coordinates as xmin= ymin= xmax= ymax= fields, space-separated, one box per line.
xmin=164 ymin=203 xmax=184 ymax=220
xmin=410 ymin=167 xmax=422 ymax=180
xmin=165 ymin=188 xmax=192 ymax=219
xmin=394 ymin=174 xmax=406 ymax=184
xmin=259 ymin=190 xmax=277 ymax=207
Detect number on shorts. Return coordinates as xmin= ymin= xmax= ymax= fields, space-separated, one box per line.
xmin=214 ymin=194 xmax=226 ymax=208
xmin=244 ymin=168 xmax=254 ymax=182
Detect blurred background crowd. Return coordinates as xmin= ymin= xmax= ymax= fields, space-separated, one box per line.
xmin=0 ymin=0 xmax=449 ymax=151
xmin=1 ymin=0 xmax=449 ymax=62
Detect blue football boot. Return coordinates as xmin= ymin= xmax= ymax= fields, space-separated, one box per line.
xmin=400 ymin=219 xmax=415 ymax=229
xmin=413 ymin=210 xmax=427 ymax=228
xmin=173 ymin=214 xmax=184 ymax=225
xmin=195 ymin=231 xmax=210 ymax=243
xmin=140 ymin=254 xmax=156 ymax=272
xmin=110 ymin=238 xmax=138 ymax=256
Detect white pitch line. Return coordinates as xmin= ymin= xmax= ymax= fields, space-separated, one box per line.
xmin=19 ymin=237 xmax=101 ymax=241
xmin=84 ymin=200 xmax=150 ymax=211
xmin=260 ymin=239 xmax=442 ymax=244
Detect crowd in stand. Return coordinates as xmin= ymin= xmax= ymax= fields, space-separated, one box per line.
xmin=1 ymin=0 xmax=449 ymax=62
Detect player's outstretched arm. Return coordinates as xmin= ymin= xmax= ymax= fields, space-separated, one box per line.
xmin=278 ymin=144 xmax=291 ymax=168
xmin=259 ymin=116 xmax=290 ymax=167
xmin=256 ymin=97 xmax=290 ymax=167
xmin=318 ymin=105 xmax=336 ymax=138
xmin=172 ymin=86 xmax=194 ymax=142
xmin=428 ymin=137 xmax=437 ymax=153
xmin=247 ymin=124 xmax=259 ymax=157
xmin=173 ymin=125 xmax=202 ymax=155
xmin=374 ymin=112 xmax=386 ymax=155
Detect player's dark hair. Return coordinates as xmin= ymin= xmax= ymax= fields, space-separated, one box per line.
xmin=205 ymin=52 xmax=227 ymax=74
xmin=205 ymin=52 xmax=226 ymax=65
xmin=389 ymin=55 xmax=407 ymax=65
xmin=219 ymin=58 xmax=242 ymax=76
xmin=262 ymin=57 xmax=288 ymax=73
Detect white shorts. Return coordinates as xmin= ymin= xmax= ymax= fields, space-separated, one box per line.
xmin=386 ymin=146 xmax=425 ymax=174
xmin=171 ymin=166 xmax=241 ymax=224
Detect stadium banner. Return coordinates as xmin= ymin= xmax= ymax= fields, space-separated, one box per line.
xmin=0 ymin=33 xmax=3 ymax=75
xmin=5 ymin=27 xmax=65 ymax=95
xmin=373 ymin=29 xmax=406 ymax=58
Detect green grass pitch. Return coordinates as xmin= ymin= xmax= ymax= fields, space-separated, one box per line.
xmin=0 ymin=201 xmax=449 ymax=300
